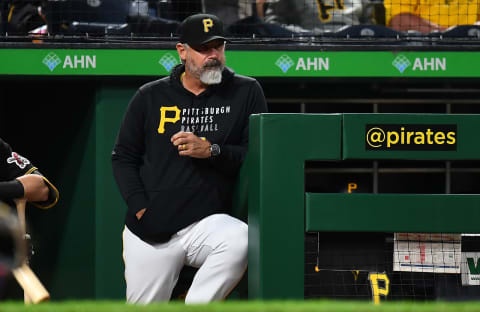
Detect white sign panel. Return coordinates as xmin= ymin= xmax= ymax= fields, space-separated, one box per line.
xmin=461 ymin=252 xmax=480 ymax=286
xmin=393 ymin=233 xmax=461 ymax=273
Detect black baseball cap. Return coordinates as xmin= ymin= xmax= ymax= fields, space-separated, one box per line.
xmin=178 ymin=13 xmax=229 ymax=46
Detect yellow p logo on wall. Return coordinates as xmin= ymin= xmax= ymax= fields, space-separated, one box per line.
xmin=203 ymin=18 xmax=213 ymax=32
xmin=158 ymin=106 xmax=180 ymax=134
xmin=368 ymin=273 xmax=389 ymax=304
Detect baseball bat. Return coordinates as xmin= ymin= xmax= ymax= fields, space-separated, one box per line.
xmin=13 ymin=263 xmax=50 ymax=303
xmin=12 ymin=200 xmax=50 ymax=304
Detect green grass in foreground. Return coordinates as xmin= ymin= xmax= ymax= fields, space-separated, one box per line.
xmin=1 ymin=300 xmax=480 ymax=312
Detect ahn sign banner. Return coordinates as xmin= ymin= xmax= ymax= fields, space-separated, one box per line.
xmin=365 ymin=124 xmax=457 ymax=151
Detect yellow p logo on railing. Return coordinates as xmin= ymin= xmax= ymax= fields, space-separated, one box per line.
xmin=368 ymin=273 xmax=390 ymax=304
xmin=203 ymin=18 xmax=213 ymax=32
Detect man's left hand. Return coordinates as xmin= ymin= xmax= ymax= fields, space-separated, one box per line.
xmin=171 ymin=132 xmax=211 ymax=158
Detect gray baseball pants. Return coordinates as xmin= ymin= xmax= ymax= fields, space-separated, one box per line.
xmin=122 ymin=214 xmax=248 ymax=304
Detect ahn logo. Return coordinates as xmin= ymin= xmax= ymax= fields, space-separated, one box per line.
xmin=275 ymin=54 xmax=295 ymax=73
xmin=43 ymin=52 xmax=62 ymax=72
xmin=42 ymin=52 xmax=97 ymax=72
xmin=392 ymin=54 xmax=447 ymax=73
xmin=392 ymin=55 xmax=411 ymax=73
xmin=276 ymin=54 xmax=329 ymax=73
xmin=461 ymin=252 xmax=480 ymax=286
xmin=159 ymin=53 xmax=178 ymax=72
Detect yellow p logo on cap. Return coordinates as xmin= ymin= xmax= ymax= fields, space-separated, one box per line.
xmin=203 ymin=18 xmax=213 ymax=32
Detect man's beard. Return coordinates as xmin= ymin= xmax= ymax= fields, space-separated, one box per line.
xmin=187 ymin=59 xmax=224 ymax=85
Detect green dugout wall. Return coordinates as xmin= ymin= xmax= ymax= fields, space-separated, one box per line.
xmin=0 ymin=82 xmax=139 ymax=299
xmin=247 ymin=113 xmax=480 ymax=299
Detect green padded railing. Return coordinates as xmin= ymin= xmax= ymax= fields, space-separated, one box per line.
xmin=306 ymin=193 xmax=480 ymax=233
xmin=247 ymin=113 xmax=480 ymax=300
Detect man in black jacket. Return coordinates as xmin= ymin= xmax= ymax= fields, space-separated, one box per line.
xmin=112 ymin=13 xmax=267 ymax=304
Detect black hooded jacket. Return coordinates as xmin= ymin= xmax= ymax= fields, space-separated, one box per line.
xmin=112 ymin=64 xmax=267 ymax=243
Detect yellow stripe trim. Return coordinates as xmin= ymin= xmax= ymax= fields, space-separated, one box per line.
xmin=25 ymin=168 xmax=59 ymax=209
xmin=7 ymin=5 xmax=15 ymax=23
xmin=32 ymin=176 xmax=59 ymax=209
xmin=25 ymin=167 xmax=38 ymax=175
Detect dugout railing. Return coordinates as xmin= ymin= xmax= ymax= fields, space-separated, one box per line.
xmin=244 ymin=113 xmax=480 ymax=300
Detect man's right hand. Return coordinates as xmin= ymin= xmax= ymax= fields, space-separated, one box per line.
xmin=16 ymin=174 xmax=49 ymax=202
xmin=136 ymin=208 xmax=146 ymax=220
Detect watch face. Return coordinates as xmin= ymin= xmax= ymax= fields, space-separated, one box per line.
xmin=210 ymin=144 xmax=221 ymax=156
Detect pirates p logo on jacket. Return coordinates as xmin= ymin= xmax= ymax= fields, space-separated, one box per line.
xmin=158 ymin=106 xmax=181 ymax=134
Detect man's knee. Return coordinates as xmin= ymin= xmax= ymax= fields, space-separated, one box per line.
xmin=223 ymin=223 xmax=248 ymax=266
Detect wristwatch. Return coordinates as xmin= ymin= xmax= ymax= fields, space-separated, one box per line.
xmin=209 ymin=144 xmax=221 ymax=157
